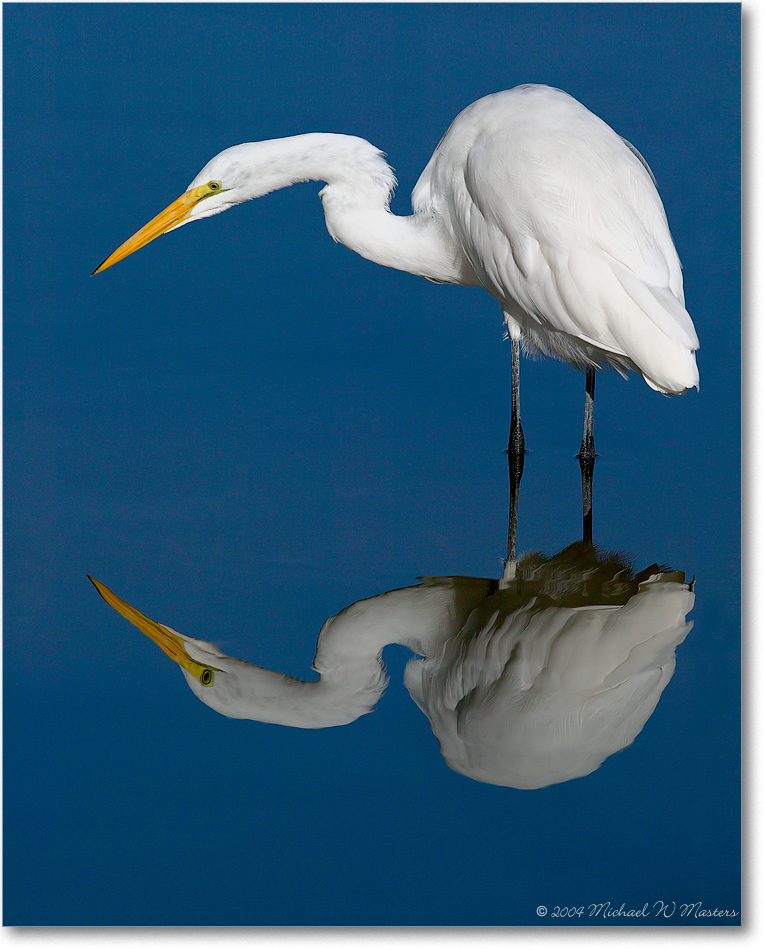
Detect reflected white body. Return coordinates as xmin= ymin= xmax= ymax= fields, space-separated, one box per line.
xmin=139 ymin=556 xmax=692 ymax=789
xmin=176 ymin=85 xmax=698 ymax=393
xmin=406 ymin=575 xmax=693 ymax=788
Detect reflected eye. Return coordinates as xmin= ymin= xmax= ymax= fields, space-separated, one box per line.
xmin=200 ymin=669 xmax=214 ymax=687
xmin=208 ymin=181 xmax=222 ymax=192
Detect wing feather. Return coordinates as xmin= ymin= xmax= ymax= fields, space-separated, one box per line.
xmin=414 ymin=86 xmax=697 ymax=392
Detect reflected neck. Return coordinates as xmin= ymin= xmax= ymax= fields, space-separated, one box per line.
xmin=190 ymin=578 xmax=494 ymax=728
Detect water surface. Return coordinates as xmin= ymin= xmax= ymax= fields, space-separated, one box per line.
xmin=4 ymin=2 xmax=740 ymax=926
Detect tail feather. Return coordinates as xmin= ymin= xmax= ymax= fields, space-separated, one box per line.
xmin=603 ymin=264 xmax=699 ymax=394
xmin=613 ymin=262 xmax=699 ymax=351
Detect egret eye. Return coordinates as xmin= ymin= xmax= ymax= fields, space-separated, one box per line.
xmin=200 ymin=669 xmax=214 ymax=687
xmin=208 ymin=181 xmax=222 ymax=192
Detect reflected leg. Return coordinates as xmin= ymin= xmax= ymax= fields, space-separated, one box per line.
xmin=506 ymin=442 xmax=525 ymax=563
xmin=506 ymin=337 xmax=525 ymax=563
xmin=577 ymin=369 xmax=596 ymax=543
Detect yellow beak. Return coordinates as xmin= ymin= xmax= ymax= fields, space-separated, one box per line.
xmin=91 ymin=184 xmax=212 ymax=275
xmin=88 ymin=575 xmax=219 ymax=686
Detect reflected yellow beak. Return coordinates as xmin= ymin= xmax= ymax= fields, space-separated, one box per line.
xmin=88 ymin=575 xmax=219 ymax=686
xmin=91 ymin=184 xmax=212 ymax=275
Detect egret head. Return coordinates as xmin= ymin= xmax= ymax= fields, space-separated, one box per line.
xmin=87 ymin=575 xmax=328 ymax=725
xmin=88 ymin=574 xmax=221 ymax=679
xmin=87 ymin=574 xmax=259 ymax=719
xmin=91 ymin=143 xmax=268 ymax=275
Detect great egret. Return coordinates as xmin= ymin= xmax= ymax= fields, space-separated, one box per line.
xmin=93 ymin=84 xmax=699 ymax=456
xmin=88 ymin=547 xmax=693 ymax=789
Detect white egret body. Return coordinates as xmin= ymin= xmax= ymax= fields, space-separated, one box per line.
xmin=95 ymin=85 xmax=699 ymax=403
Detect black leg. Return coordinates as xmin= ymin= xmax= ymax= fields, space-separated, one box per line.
xmin=578 ymin=368 xmax=596 ymax=462
xmin=579 ymin=452 xmax=594 ymax=544
xmin=506 ymin=337 xmax=525 ymax=564
xmin=506 ymin=442 xmax=524 ymax=563
xmin=509 ymin=337 xmax=525 ymax=456
xmin=577 ymin=369 xmax=596 ymax=543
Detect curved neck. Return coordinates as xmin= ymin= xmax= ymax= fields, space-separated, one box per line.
xmin=237 ymin=133 xmax=472 ymax=284
xmin=205 ymin=654 xmax=389 ymax=730
xmin=192 ymin=578 xmax=494 ymax=728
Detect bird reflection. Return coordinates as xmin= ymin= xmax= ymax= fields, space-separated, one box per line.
xmin=90 ymin=461 xmax=693 ymax=788
xmin=408 ymin=546 xmax=692 ymax=788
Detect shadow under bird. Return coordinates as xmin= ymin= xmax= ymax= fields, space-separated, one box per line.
xmin=93 ymin=84 xmax=699 ymax=456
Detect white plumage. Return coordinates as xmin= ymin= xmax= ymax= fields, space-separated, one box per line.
xmin=95 ymin=84 xmax=699 ymax=398
xmin=406 ymin=565 xmax=694 ymax=788
xmin=413 ymin=86 xmax=699 ymax=393
xmin=90 ymin=546 xmax=693 ymax=789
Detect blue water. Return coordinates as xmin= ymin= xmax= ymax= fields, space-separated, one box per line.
xmin=4 ymin=3 xmax=740 ymax=926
